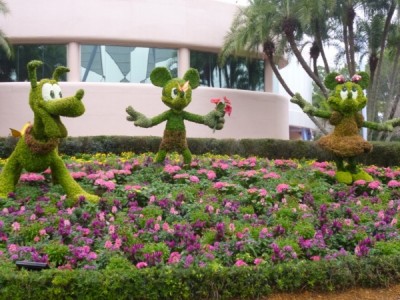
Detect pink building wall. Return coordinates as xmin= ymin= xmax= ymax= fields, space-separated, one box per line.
xmin=0 ymin=0 xmax=290 ymax=139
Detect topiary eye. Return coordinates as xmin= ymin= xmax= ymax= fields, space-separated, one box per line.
xmin=41 ymin=83 xmax=63 ymax=101
xmin=342 ymin=86 xmax=347 ymax=92
xmin=352 ymin=86 xmax=357 ymax=92
xmin=171 ymin=88 xmax=178 ymax=99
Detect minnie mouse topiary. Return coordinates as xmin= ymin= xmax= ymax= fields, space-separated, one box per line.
xmin=291 ymin=72 xmax=393 ymax=184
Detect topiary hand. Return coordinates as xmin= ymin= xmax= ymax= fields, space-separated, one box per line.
xmin=126 ymin=106 xmax=152 ymax=128
xmin=380 ymin=121 xmax=394 ymax=132
xmin=204 ymin=103 xmax=225 ymax=131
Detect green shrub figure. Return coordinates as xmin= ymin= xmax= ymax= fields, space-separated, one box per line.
xmin=126 ymin=67 xmax=225 ymax=164
xmin=0 ymin=60 xmax=99 ymax=203
xmin=291 ymin=72 xmax=392 ymax=184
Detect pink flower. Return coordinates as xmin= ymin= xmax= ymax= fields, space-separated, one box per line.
xmin=234 ymin=259 xmax=247 ymax=267
xmin=11 ymin=222 xmax=20 ymax=232
xmin=335 ymin=74 xmax=346 ymax=83
xmin=162 ymin=222 xmax=170 ymax=231
xmin=276 ymin=183 xmax=290 ymax=193
xmin=8 ymin=244 xmax=18 ymax=253
xmin=190 ymin=176 xmax=200 ymax=183
xmin=20 ymin=173 xmax=45 ymax=182
xmin=210 ymin=98 xmax=221 ymax=104
xmin=167 ymin=252 xmax=181 ymax=264
xmin=87 ymin=252 xmax=97 ymax=260
xmin=214 ymin=182 xmax=232 ymax=189
xmin=94 ymin=179 xmax=116 ymax=191
xmin=170 ymin=207 xmax=179 ymax=215
xmin=108 ymin=225 xmax=115 ymax=235
xmin=71 ymin=171 xmax=87 ymax=179
xmin=354 ymin=179 xmax=366 ymax=186
xmin=114 ymin=238 xmax=122 ymax=249
xmin=368 ymin=180 xmax=380 ymax=190
xmin=388 ymin=180 xmax=400 ymax=188
xmin=254 ymin=258 xmax=264 ymax=265
xmin=311 ymin=256 xmax=321 ymax=261
xmin=207 ymin=170 xmax=216 ymax=180
xmin=104 ymin=240 xmax=113 ymax=249
xmin=263 ymin=172 xmax=280 ymax=179
xmin=351 ymin=74 xmax=362 ymax=82
xmin=136 ymin=262 xmax=148 ymax=269
xmin=210 ymin=96 xmax=233 ymax=117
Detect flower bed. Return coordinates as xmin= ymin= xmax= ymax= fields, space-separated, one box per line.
xmin=1 ymin=152 xmax=400 ymax=298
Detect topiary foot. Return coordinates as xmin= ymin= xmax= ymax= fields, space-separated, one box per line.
xmin=75 ymin=192 xmax=100 ymax=203
xmin=336 ymin=171 xmax=353 ymax=184
xmin=352 ymin=169 xmax=373 ymax=182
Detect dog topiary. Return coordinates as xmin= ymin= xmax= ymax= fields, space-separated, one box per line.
xmin=0 ymin=60 xmax=99 ymax=203
xmin=126 ymin=67 xmax=227 ymax=164
xmin=291 ymin=72 xmax=393 ymax=184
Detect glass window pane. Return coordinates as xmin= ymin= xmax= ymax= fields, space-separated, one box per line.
xmin=190 ymin=50 xmax=264 ymax=91
xmin=0 ymin=44 xmax=67 ymax=82
xmin=81 ymin=45 xmax=177 ymax=83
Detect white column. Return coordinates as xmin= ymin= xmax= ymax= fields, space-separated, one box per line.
xmin=67 ymin=42 xmax=81 ymax=82
xmin=264 ymin=60 xmax=273 ymax=92
xmin=178 ymin=48 xmax=190 ymax=77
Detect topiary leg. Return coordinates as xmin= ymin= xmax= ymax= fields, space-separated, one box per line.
xmin=0 ymin=153 xmax=22 ymax=198
xmin=155 ymin=150 xmax=167 ymax=163
xmin=182 ymin=148 xmax=192 ymax=165
xmin=334 ymin=156 xmax=352 ymax=184
xmin=50 ymin=154 xmax=99 ymax=203
xmin=348 ymin=157 xmax=373 ymax=182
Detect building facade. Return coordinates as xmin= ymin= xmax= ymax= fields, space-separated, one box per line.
xmin=0 ymin=0 xmax=312 ymax=139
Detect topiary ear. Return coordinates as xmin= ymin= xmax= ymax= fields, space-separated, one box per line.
xmin=183 ymin=68 xmax=200 ymax=89
xmin=354 ymin=71 xmax=370 ymax=89
xmin=324 ymin=72 xmax=340 ymax=90
xmin=150 ymin=67 xmax=172 ymax=87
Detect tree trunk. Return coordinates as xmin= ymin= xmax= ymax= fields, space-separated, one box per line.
xmin=286 ymin=34 xmax=328 ymax=98
xmin=367 ymin=1 xmax=396 ymax=139
xmin=314 ymin=22 xmax=330 ymax=74
xmin=347 ymin=7 xmax=356 ymax=76
xmin=265 ymin=53 xmax=328 ymax=135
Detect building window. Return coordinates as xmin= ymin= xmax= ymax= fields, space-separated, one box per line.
xmin=0 ymin=44 xmax=67 ymax=82
xmin=190 ymin=51 xmax=265 ymax=91
xmin=81 ymin=45 xmax=178 ymax=83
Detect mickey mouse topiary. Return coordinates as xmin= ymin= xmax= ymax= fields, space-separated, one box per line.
xmin=126 ymin=67 xmax=226 ymax=164
xmin=0 ymin=60 xmax=99 ymax=203
xmin=291 ymin=72 xmax=393 ymax=184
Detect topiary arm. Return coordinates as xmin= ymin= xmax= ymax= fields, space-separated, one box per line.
xmin=183 ymin=104 xmax=225 ymax=130
xmin=362 ymin=120 xmax=393 ymax=131
xmin=384 ymin=118 xmax=400 ymax=129
xmin=126 ymin=106 xmax=169 ymax=128
xmin=290 ymin=93 xmax=331 ymax=119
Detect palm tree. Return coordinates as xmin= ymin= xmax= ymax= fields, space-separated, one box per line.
xmin=0 ymin=0 xmax=11 ymax=58
xmin=219 ymin=0 xmax=329 ymax=134
xmin=363 ymin=0 xmax=397 ymax=133
xmin=295 ymin=0 xmax=336 ymax=76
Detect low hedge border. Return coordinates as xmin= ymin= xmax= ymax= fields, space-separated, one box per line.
xmin=1 ymin=255 xmax=400 ymax=299
xmin=1 ymin=136 xmax=400 ymax=166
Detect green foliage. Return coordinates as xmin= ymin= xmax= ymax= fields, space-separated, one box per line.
xmin=2 ymin=256 xmax=400 ymax=298
xmin=293 ymin=220 xmax=316 ymax=239
xmin=43 ymin=241 xmax=70 ymax=267
xmin=2 ymin=136 xmax=400 ymax=167
xmin=373 ymin=240 xmax=400 ymax=255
